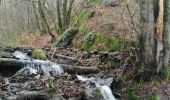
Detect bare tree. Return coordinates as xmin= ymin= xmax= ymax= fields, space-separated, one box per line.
xmin=38 ymin=0 xmax=55 ymax=40
xmin=56 ymin=0 xmax=75 ymax=34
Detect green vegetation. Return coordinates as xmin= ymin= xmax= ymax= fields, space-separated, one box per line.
xmin=81 ymin=33 xmax=131 ymax=51
xmin=71 ymin=10 xmax=91 ymax=34
xmin=31 ymin=49 xmax=47 ymax=60
xmin=165 ymin=68 xmax=170 ymax=80
xmin=148 ymin=94 xmax=161 ymax=100
xmin=0 ymin=0 xmax=169 ymax=99
xmin=127 ymin=90 xmax=141 ymax=100
xmin=47 ymin=82 xmax=56 ymax=93
xmin=54 ymin=27 xmax=78 ymax=47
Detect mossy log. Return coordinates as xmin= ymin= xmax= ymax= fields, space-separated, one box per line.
xmin=0 ymin=58 xmax=98 ymax=74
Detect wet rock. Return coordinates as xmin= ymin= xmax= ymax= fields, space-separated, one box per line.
xmin=0 ymin=48 xmax=14 ymax=53
xmin=14 ymin=47 xmax=33 ymax=54
xmin=0 ymin=51 xmax=12 ymax=58
xmin=110 ymin=78 xmax=124 ymax=90
xmin=87 ymin=88 xmax=104 ymax=100
xmin=11 ymin=67 xmax=38 ymax=79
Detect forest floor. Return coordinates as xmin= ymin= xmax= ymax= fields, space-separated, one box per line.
xmin=1 ymin=1 xmax=170 ymax=100
xmin=46 ymin=47 xmax=170 ymax=100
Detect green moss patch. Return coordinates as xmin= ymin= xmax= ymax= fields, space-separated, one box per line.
xmin=31 ymin=49 xmax=47 ymax=60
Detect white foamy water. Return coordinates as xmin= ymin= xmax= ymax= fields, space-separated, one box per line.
xmin=76 ymin=75 xmax=95 ymax=81
xmin=13 ymin=51 xmax=31 ymax=60
xmin=98 ymin=85 xmax=116 ymax=100
xmin=76 ymin=75 xmax=116 ymax=100
xmin=13 ymin=51 xmax=64 ymax=76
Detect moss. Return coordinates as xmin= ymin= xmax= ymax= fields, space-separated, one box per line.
xmin=81 ymin=42 xmax=93 ymax=51
xmin=148 ymin=94 xmax=161 ymax=100
xmin=80 ymin=32 xmax=134 ymax=52
xmin=111 ymin=60 xmax=119 ymax=69
xmin=165 ymin=68 xmax=170 ymax=80
xmin=31 ymin=49 xmax=47 ymax=60
xmin=54 ymin=27 xmax=78 ymax=47
xmin=81 ymin=33 xmax=97 ymax=51
xmin=94 ymin=33 xmax=121 ymax=51
xmin=127 ymin=90 xmax=141 ymax=100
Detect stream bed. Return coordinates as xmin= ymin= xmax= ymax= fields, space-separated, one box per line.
xmin=0 ymin=50 xmax=117 ymax=100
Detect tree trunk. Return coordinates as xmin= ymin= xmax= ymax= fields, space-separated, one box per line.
xmin=139 ymin=0 xmax=156 ymax=72
xmin=162 ymin=0 xmax=170 ymax=73
xmin=56 ymin=0 xmax=63 ymax=33
xmin=140 ymin=0 xmax=170 ymax=78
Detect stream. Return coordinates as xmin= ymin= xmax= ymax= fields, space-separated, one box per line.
xmin=0 ymin=51 xmax=116 ymax=100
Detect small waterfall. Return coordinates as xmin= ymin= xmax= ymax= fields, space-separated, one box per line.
xmin=98 ymin=85 xmax=116 ymax=100
xmin=13 ymin=51 xmax=64 ymax=76
xmin=12 ymin=51 xmax=115 ymax=100
xmin=76 ymin=75 xmax=116 ymax=100
xmin=13 ymin=51 xmax=31 ymax=60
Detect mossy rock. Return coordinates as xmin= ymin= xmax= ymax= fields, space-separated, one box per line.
xmin=31 ymin=49 xmax=47 ymax=60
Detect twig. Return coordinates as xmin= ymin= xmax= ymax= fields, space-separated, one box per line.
xmin=51 ymin=47 xmax=57 ymax=59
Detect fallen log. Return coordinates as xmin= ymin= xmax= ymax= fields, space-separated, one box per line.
xmin=0 ymin=58 xmax=98 ymax=74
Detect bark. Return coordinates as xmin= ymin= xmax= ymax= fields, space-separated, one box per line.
xmin=0 ymin=58 xmax=98 ymax=74
xmin=162 ymin=0 xmax=170 ymax=72
xmin=56 ymin=0 xmax=63 ymax=33
xmin=139 ymin=0 xmax=156 ymax=71
xmin=140 ymin=0 xmax=170 ymax=75
xmin=56 ymin=0 xmax=74 ymax=34
xmin=63 ymin=0 xmax=68 ymax=30
xmin=66 ymin=0 xmax=74 ymax=28
xmin=155 ymin=0 xmax=164 ymax=73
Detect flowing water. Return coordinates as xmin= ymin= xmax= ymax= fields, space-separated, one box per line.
xmin=13 ymin=51 xmax=31 ymax=60
xmin=77 ymin=75 xmax=116 ymax=100
xmin=13 ymin=51 xmax=64 ymax=76
xmin=12 ymin=51 xmax=116 ymax=100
